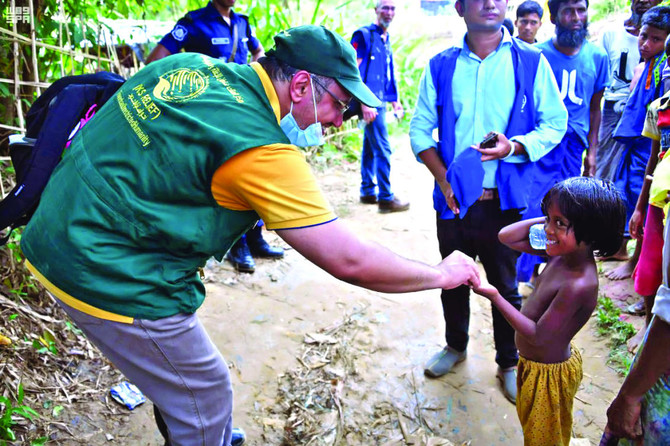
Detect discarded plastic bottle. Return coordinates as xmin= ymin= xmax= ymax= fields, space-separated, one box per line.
xmin=529 ymin=223 xmax=547 ymax=250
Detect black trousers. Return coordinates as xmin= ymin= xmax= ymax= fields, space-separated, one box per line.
xmin=436 ymin=199 xmax=522 ymax=369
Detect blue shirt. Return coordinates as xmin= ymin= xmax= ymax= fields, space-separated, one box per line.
xmin=536 ymin=39 xmax=610 ymax=146
xmin=410 ymin=28 xmax=567 ymax=188
xmin=158 ymin=2 xmax=260 ymax=64
xmin=351 ymin=24 xmax=398 ymax=103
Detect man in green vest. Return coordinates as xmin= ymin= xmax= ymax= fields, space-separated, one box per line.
xmin=21 ymin=25 xmax=481 ymax=446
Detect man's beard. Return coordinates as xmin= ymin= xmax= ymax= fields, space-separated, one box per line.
xmin=379 ymin=18 xmax=392 ymax=29
xmin=628 ymin=12 xmax=643 ymax=28
xmin=555 ymin=22 xmax=588 ymax=48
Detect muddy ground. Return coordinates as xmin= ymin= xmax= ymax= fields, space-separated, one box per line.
xmin=60 ymin=134 xmax=642 ymax=445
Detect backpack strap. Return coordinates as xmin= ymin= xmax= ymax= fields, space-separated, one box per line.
xmin=0 ymin=72 xmax=124 ymax=244
xmin=360 ymin=26 xmax=375 ymax=83
xmin=227 ymin=22 xmax=238 ymax=63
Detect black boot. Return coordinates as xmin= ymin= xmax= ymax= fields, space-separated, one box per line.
xmin=247 ymin=225 xmax=284 ymax=258
xmin=225 ymin=236 xmax=255 ymax=273
xmin=153 ymin=404 xmax=170 ymax=446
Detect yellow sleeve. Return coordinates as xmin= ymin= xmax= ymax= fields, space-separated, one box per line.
xmin=642 ymin=98 xmax=662 ymax=141
xmin=211 ymin=144 xmax=337 ymax=230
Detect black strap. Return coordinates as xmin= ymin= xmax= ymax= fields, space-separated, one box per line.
xmin=361 ymin=28 xmax=375 ymax=83
xmin=227 ymin=22 xmax=238 ymax=63
xmin=619 ymin=50 xmax=630 ymax=83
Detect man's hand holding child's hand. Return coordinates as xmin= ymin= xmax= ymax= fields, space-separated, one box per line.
xmin=472 ymin=281 xmax=502 ymax=302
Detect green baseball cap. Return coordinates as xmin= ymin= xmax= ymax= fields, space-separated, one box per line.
xmin=267 ymin=25 xmax=382 ymax=108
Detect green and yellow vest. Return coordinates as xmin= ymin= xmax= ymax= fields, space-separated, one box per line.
xmin=22 ymin=53 xmax=289 ymax=319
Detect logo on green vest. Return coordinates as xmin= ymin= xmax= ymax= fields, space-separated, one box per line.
xmin=153 ymin=68 xmax=209 ymax=103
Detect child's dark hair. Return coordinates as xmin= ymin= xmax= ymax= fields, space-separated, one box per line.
xmin=517 ymin=0 xmax=543 ymax=19
xmin=548 ymin=0 xmax=589 ymax=22
xmin=642 ymin=6 xmax=670 ymax=34
xmin=540 ymin=177 xmax=626 ymax=257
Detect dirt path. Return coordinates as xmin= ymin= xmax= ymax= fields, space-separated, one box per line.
xmin=78 ymin=133 xmax=639 ymax=445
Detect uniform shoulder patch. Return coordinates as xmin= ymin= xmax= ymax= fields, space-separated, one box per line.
xmin=171 ymin=25 xmax=188 ymax=42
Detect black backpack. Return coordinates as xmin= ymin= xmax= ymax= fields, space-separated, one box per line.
xmin=1 ymin=71 xmax=125 ymax=244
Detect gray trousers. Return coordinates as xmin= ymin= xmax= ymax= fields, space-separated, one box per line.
xmin=56 ymin=299 xmax=233 ymax=446
xmin=596 ymin=104 xmax=625 ymax=181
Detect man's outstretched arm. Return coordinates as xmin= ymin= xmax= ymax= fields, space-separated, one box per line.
xmin=277 ymin=219 xmax=480 ymax=293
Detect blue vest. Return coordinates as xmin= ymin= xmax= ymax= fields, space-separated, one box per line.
xmin=429 ymin=38 xmax=541 ymax=219
xmin=352 ymin=24 xmax=398 ymax=103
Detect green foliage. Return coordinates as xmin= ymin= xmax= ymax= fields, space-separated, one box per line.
xmin=392 ymin=34 xmax=430 ymax=115
xmin=65 ymin=320 xmax=83 ymax=336
xmin=2 ymin=230 xmax=39 ymax=299
xmin=32 ymin=330 xmax=58 ymax=355
xmin=5 ymin=230 xmax=23 ymax=265
xmin=595 ymin=296 xmax=636 ymax=375
xmin=590 ymin=0 xmax=630 ymax=22
xmin=245 ymin=0 xmax=356 ymax=50
xmin=0 ymin=383 xmax=40 ymax=442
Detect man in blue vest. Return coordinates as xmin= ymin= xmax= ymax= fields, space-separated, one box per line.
xmin=146 ymin=0 xmax=285 ymax=275
xmin=352 ymin=0 xmax=409 ymax=213
xmin=409 ymin=0 xmax=567 ymax=403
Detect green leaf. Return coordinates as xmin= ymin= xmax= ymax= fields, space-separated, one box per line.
xmin=11 ymin=406 xmax=38 ymax=421
xmin=32 ymin=339 xmax=48 ymax=354
xmin=52 ymin=405 xmax=64 ymax=417
xmin=17 ymin=383 xmax=23 ymax=404
xmin=42 ymin=330 xmax=56 ymax=345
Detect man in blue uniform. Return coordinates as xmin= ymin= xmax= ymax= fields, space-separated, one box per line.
xmin=146 ymin=0 xmax=284 ymax=275
xmin=409 ymin=0 xmax=567 ymax=403
xmin=517 ymin=0 xmax=610 ymax=285
xmin=146 ymin=0 xmax=264 ymax=64
xmin=352 ymin=0 xmax=409 ymax=213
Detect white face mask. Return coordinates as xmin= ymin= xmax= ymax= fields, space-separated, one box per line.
xmin=279 ymin=76 xmax=325 ymax=147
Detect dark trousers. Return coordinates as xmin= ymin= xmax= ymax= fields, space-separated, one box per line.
xmin=360 ymin=105 xmax=393 ymax=201
xmin=436 ymin=199 xmax=522 ymax=369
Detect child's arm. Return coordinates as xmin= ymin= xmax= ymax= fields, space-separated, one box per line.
xmin=475 ymin=283 xmax=538 ymax=339
xmin=474 ymin=280 xmax=596 ymax=346
xmin=584 ymin=90 xmax=604 ymax=177
xmin=498 ymin=217 xmax=546 ymax=255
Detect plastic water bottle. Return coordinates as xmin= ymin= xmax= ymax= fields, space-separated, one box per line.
xmin=528 ymin=223 xmax=547 ymax=250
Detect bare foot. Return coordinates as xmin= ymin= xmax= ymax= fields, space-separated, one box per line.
xmin=595 ymin=253 xmax=630 ymax=262
xmin=605 ymin=261 xmax=635 ymax=280
xmin=627 ymin=327 xmax=646 ymax=354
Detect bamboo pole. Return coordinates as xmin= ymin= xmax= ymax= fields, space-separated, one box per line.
xmin=0 ymin=77 xmax=51 ymax=88
xmin=0 ymin=30 xmax=116 ymax=64
xmin=97 ymin=22 xmax=102 ymax=72
xmin=28 ymin=0 xmax=41 ymax=96
xmin=11 ymin=0 xmax=24 ymax=131
xmin=0 ymin=124 xmax=26 ymax=132
xmin=80 ymin=13 xmax=86 ymax=74
xmin=106 ymin=29 xmax=122 ymax=74
xmin=58 ymin=0 xmax=64 ymax=77
xmin=64 ymin=21 xmax=73 ymax=75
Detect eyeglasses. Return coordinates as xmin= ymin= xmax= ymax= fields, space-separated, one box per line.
xmin=380 ymin=5 xmax=395 ymax=11
xmin=312 ymin=77 xmax=351 ymax=115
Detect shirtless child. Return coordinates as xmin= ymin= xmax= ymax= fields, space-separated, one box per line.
xmin=474 ymin=177 xmax=626 ymax=446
